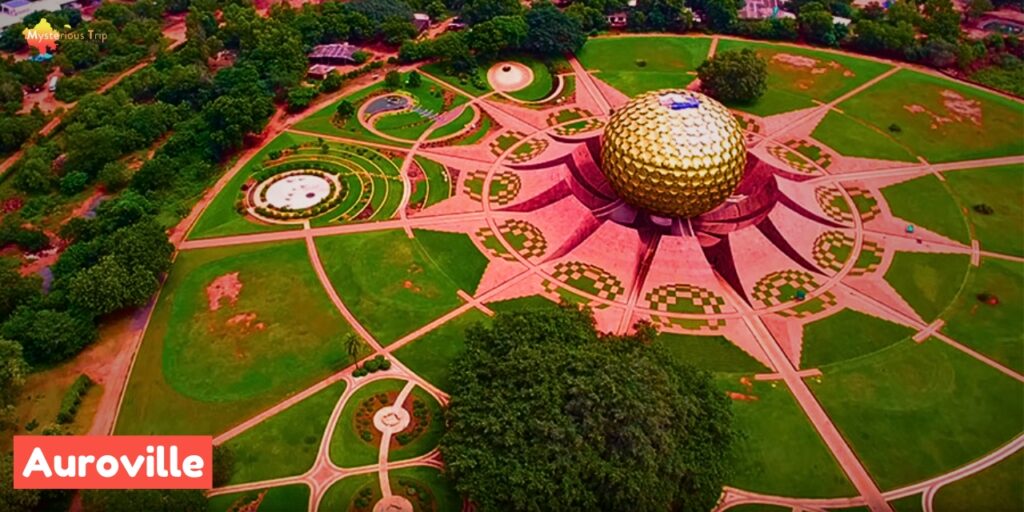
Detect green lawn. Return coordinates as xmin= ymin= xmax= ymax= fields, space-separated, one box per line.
xmin=410 ymin=156 xmax=452 ymax=209
xmin=726 ymin=505 xmax=790 ymax=512
xmin=881 ymin=174 xmax=970 ymax=245
xmin=654 ymin=333 xmax=769 ymax=374
xmin=389 ymin=466 xmax=462 ymax=512
xmin=207 ymin=484 xmax=309 ymax=512
xmin=294 ymin=81 xmax=412 ymax=147
xmin=372 ymin=74 xmax=469 ymax=141
xmin=943 ymin=165 xmax=1024 ymax=257
xmin=392 ymin=310 xmax=490 ymax=392
xmin=420 ymin=62 xmax=492 ymax=96
xmin=721 ymin=377 xmax=857 ymax=498
xmin=487 ymin=294 xmax=560 ymax=312
xmin=389 ymin=386 xmax=445 ymax=461
xmin=455 ymin=116 xmax=492 ymax=146
xmin=933 ymin=451 xmax=1024 ymax=512
xmin=883 ymin=252 xmax=970 ymax=321
xmin=834 ymin=69 xmax=1024 ymax=163
xmin=315 ymin=229 xmax=487 ymax=345
xmin=942 ymin=259 xmax=1024 ymax=373
xmin=577 ymin=36 xmax=712 ymax=97
xmin=116 ymin=242 xmax=362 ymax=436
xmin=888 ymin=494 xmax=923 ymax=512
xmin=330 ymin=378 xmax=405 ymax=467
xmin=428 ymin=104 xmax=475 ymax=140
xmin=715 ymin=39 xmax=893 ymax=117
xmin=800 ymin=308 xmax=914 ymax=368
xmin=508 ymin=57 xmax=555 ymax=101
xmin=221 ymin=380 xmax=347 ymax=485
xmin=811 ymin=110 xmax=917 ymax=162
xmin=810 ymin=339 xmax=1024 ymax=490
xmin=188 ymin=132 xmax=313 ymax=240
xmin=318 ymin=473 xmax=380 ymax=511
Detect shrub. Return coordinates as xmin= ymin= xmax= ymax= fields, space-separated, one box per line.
xmin=888 ymin=123 xmax=902 ymax=133
xmin=697 ymin=49 xmax=768 ymax=104
xmin=59 ymin=171 xmax=90 ymax=196
xmin=25 ymin=419 xmax=38 ymax=431
xmin=361 ymin=430 xmax=373 ymax=442
xmin=973 ymin=203 xmax=994 ymax=215
xmin=635 ymin=58 xmax=647 ymax=67
xmin=56 ymin=374 xmax=94 ymax=424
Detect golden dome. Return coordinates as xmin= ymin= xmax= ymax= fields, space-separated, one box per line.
xmin=600 ymin=90 xmax=747 ymax=218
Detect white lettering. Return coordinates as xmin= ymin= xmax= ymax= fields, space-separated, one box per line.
xmin=119 ymin=455 xmax=145 ymax=478
xmin=21 ymin=447 xmax=52 ymax=478
xmin=96 ymin=456 xmax=118 ymax=478
xmin=182 ymin=456 xmax=204 ymax=478
xmin=169 ymin=446 xmax=181 ymax=478
xmin=54 ymin=456 xmax=74 ymax=477
xmin=77 ymin=455 xmax=95 ymax=477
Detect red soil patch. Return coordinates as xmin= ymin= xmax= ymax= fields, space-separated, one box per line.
xmin=903 ymin=89 xmax=983 ymax=129
xmin=227 ymin=312 xmax=266 ymax=332
xmin=729 ymin=392 xmax=759 ymax=401
xmin=229 ymin=490 xmax=266 ymax=512
xmin=771 ymin=53 xmax=854 ymax=90
xmin=207 ymin=272 xmax=242 ymax=311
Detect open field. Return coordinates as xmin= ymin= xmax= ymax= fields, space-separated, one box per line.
xmin=577 ymin=36 xmax=711 ymax=97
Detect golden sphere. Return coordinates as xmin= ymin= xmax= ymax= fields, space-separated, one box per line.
xmin=600 ymin=90 xmax=747 ymax=218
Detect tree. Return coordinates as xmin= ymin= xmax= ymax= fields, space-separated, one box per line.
xmin=385 ymin=70 xmax=403 ymax=88
xmin=0 ymin=308 xmax=96 ymax=365
xmin=0 ymin=259 xmax=41 ymax=322
xmin=467 ymin=15 xmax=528 ymax=59
xmin=798 ymin=2 xmax=841 ymax=46
xmin=212 ymin=445 xmax=235 ymax=487
xmin=0 ymin=338 xmax=29 ymax=430
xmin=565 ymin=3 xmax=609 ymax=34
xmin=0 ymin=453 xmax=40 ymax=511
xmin=286 ymin=85 xmax=317 ymax=112
xmin=60 ymin=171 xmax=90 ymax=196
xmin=320 ymin=71 xmax=344 ymax=93
xmin=343 ymin=333 xmax=362 ymax=366
xmin=0 ymin=24 xmax=26 ymax=52
xmin=922 ymin=0 xmax=962 ymax=42
xmin=524 ymin=1 xmax=586 ymax=56
xmin=461 ymin=0 xmax=523 ymax=24
xmin=380 ymin=18 xmax=418 ymax=45
xmin=13 ymin=157 xmax=53 ymax=194
xmin=691 ymin=0 xmax=740 ymax=32
xmin=336 ymin=99 xmax=356 ymax=119
xmin=966 ymin=0 xmax=994 ymax=20
xmin=442 ymin=307 xmax=735 ymax=512
xmin=81 ymin=490 xmax=206 ymax=512
xmin=407 ymin=70 xmax=422 ymax=88
xmin=634 ymin=0 xmax=693 ymax=32
xmin=698 ymin=48 xmax=768 ymax=104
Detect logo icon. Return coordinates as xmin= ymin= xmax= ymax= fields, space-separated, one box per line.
xmin=22 ymin=18 xmax=60 ymax=54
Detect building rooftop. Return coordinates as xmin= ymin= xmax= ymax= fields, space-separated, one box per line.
xmin=308 ymin=42 xmax=358 ymax=62
xmin=1 ymin=0 xmax=78 ymax=29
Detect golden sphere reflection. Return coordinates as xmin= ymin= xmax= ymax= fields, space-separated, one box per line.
xmin=600 ymin=90 xmax=747 ymax=218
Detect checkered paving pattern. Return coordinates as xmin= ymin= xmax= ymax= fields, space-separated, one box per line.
xmin=650 ymin=315 xmax=727 ymax=331
xmin=785 ymin=139 xmax=833 ymax=169
xmin=846 ymin=185 xmax=881 ymax=222
xmin=549 ymin=261 xmax=625 ymax=301
xmin=463 ymin=170 xmax=522 ymax=206
xmin=554 ymin=118 xmax=604 ymax=136
xmin=815 ymin=185 xmax=854 ymax=224
xmin=489 ymin=131 xmax=526 ymax=156
xmin=546 ymin=107 xmax=594 ymax=126
xmin=812 ymin=231 xmax=855 ymax=272
xmin=768 ymin=144 xmax=818 ymax=175
xmin=777 ymin=290 xmax=838 ymax=318
xmin=474 ymin=219 xmax=548 ymax=262
xmin=645 ymin=283 xmax=726 ymax=315
xmin=506 ymin=138 xmax=550 ymax=164
xmin=812 ymin=231 xmax=884 ymax=276
xmin=751 ymin=269 xmax=822 ymax=308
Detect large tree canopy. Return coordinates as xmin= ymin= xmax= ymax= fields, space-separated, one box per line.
xmin=441 ymin=306 xmax=735 ymax=512
xmin=698 ymin=48 xmax=769 ymax=104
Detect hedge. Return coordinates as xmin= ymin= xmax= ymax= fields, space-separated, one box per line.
xmin=56 ymin=374 xmax=95 ymax=424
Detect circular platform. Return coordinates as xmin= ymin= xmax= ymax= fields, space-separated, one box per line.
xmin=488 ymin=62 xmax=534 ymax=92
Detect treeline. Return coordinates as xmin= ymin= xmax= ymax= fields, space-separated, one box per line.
xmin=398 ymin=0 xmax=587 ymax=73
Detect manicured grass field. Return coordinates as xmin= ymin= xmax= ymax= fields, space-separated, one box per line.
xmin=455 ymin=116 xmax=492 ymax=146
xmin=577 ymin=36 xmax=711 ymax=97
xmin=188 ymin=132 xmax=313 ymax=240
xmin=833 ymin=69 xmax=1024 ymax=163
xmin=889 ymin=495 xmax=924 ymax=512
xmin=800 ymin=308 xmax=914 ymax=368
xmin=428 ymin=105 xmax=475 ymax=140
xmin=508 ymin=57 xmax=554 ymax=101
xmin=315 ymin=229 xmax=487 ymax=345
xmin=421 ymin=62 xmax=492 ymax=96
xmin=932 ymin=451 xmax=1024 ymax=512
xmin=318 ymin=473 xmax=379 ymax=511
xmin=883 ymin=252 xmax=970 ymax=321
xmin=487 ymin=294 xmax=560 ymax=312
xmin=116 ymin=242 xmax=361 ymax=436
xmin=943 ymin=165 xmax=1024 ymax=257
xmin=221 ymin=380 xmax=347 ymax=485
xmin=727 ymin=505 xmax=789 ymax=512
xmin=207 ymin=484 xmax=309 ymax=512
xmin=294 ymin=81 xmax=412 ymax=148
xmin=721 ymin=377 xmax=857 ymax=498
xmin=388 ymin=466 xmax=462 ymax=512
xmin=715 ymin=39 xmax=892 ymax=117
xmin=881 ymin=174 xmax=970 ymax=245
xmin=330 ymin=378 xmax=405 ymax=467
xmin=409 ymin=156 xmax=452 ymax=210
xmin=389 ymin=386 xmax=445 ymax=461
xmin=392 ymin=310 xmax=490 ymax=392
xmin=810 ymin=111 xmax=917 ymax=162
xmin=811 ymin=339 xmax=1024 ymax=490
xmin=372 ymin=74 xmax=469 ymax=141
xmin=942 ymin=259 xmax=1024 ymax=373
xmin=654 ymin=333 xmax=769 ymax=374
